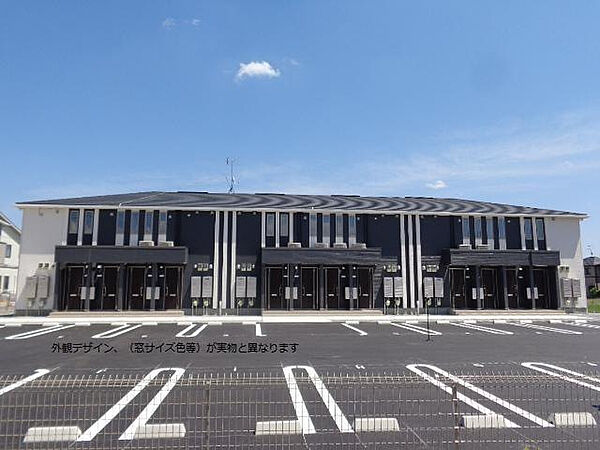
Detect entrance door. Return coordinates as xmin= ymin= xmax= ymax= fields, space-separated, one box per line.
xmin=128 ymin=266 xmax=146 ymax=310
xmin=506 ymin=268 xmax=519 ymax=309
xmin=325 ymin=267 xmax=341 ymax=309
xmin=65 ymin=266 xmax=84 ymax=310
xmin=164 ymin=267 xmax=181 ymax=310
xmin=450 ymin=268 xmax=466 ymax=309
xmin=533 ymin=269 xmax=549 ymax=309
xmin=518 ymin=268 xmax=532 ymax=309
xmin=357 ymin=267 xmax=373 ymax=309
xmin=99 ymin=266 xmax=118 ymax=310
xmin=267 ymin=267 xmax=285 ymax=310
xmin=299 ymin=267 xmax=317 ymax=310
xmin=481 ymin=268 xmax=498 ymax=309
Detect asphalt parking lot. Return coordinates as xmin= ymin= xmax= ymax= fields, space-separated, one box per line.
xmin=1 ymin=319 xmax=600 ymax=448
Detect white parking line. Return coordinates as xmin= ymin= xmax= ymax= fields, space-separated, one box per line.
xmin=522 ymin=362 xmax=600 ymax=392
xmin=341 ymin=323 xmax=368 ymax=336
xmin=389 ymin=322 xmax=442 ymax=336
xmin=175 ymin=324 xmax=207 ymax=338
xmin=91 ymin=324 xmax=143 ymax=339
xmin=508 ymin=322 xmax=582 ymax=335
xmin=407 ymin=364 xmax=553 ymax=428
xmin=450 ymin=322 xmax=514 ymax=335
xmin=77 ymin=368 xmax=185 ymax=442
xmin=0 ymin=369 xmax=50 ymax=396
xmin=563 ymin=322 xmax=600 ymax=330
xmin=255 ymin=323 xmax=266 ymax=337
xmin=5 ymin=325 xmax=76 ymax=340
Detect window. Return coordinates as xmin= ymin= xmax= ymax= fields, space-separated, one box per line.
xmin=4 ymin=244 xmax=11 ymax=259
xmin=144 ymin=211 xmax=154 ymax=236
xmin=158 ymin=211 xmax=167 ymax=242
xmin=524 ymin=218 xmax=533 ymax=240
xmin=335 ymin=214 xmax=343 ymax=242
xmin=535 ymin=218 xmax=545 ymax=241
xmin=348 ymin=214 xmax=356 ymax=244
xmin=498 ymin=217 xmax=506 ymax=239
xmin=83 ymin=210 xmax=94 ymax=235
xmin=474 ymin=217 xmax=482 ymax=242
xmin=280 ymin=213 xmax=289 ymax=237
xmin=266 ymin=213 xmax=275 ymax=237
xmin=68 ymin=210 xmax=80 ymax=234
xmin=323 ymin=214 xmax=331 ymax=245
xmin=116 ymin=211 xmax=126 ymax=234
xmin=2 ymin=276 xmax=8 ymax=291
xmin=309 ymin=213 xmax=317 ymax=246
xmin=461 ymin=216 xmax=470 ymax=245
xmin=486 ymin=217 xmax=494 ymax=246
xmin=130 ymin=211 xmax=139 ymax=245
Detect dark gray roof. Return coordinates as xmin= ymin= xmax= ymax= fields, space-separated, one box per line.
xmin=17 ymin=191 xmax=586 ymax=217
xmin=0 ymin=211 xmax=20 ymax=233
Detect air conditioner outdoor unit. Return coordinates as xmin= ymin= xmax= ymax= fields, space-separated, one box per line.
xmin=333 ymin=242 xmax=348 ymax=249
xmin=287 ymin=242 xmax=301 ymax=248
xmin=314 ymin=242 xmax=328 ymax=248
xmin=476 ymin=244 xmax=490 ymax=250
xmin=350 ymin=243 xmax=367 ymax=249
xmin=458 ymin=244 xmax=471 ymax=249
xmin=139 ymin=240 xmax=155 ymax=247
xmin=158 ymin=241 xmax=174 ymax=247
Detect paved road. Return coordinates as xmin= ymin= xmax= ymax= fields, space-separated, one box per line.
xmin=1 ymin=319 xmax=600 ymax=448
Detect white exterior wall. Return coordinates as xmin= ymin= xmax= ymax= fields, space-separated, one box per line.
xmin=545 ymin=217 xmax=587 ymax=308
xmin=15 ymin=207 xmax=68 ymax=312
xmin=0 ymin=224 xmax=20 ymax=296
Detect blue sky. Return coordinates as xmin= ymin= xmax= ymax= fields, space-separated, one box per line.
xmin=1 ymin=1 xmax=599 ymax=254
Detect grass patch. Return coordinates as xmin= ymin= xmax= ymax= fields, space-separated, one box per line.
xmin=588 ymin=298 xmax=600 ymax=313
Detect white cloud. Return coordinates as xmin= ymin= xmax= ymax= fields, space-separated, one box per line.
xmin=235 ymin=61 xmax=280 ymax=81
xmin=162 ymin=17 xmax=176 ymax=29
xmin=426 ymin=180 xmax=447 ymax=190
xmin=190 ymin=18 xmax=201 ymax=27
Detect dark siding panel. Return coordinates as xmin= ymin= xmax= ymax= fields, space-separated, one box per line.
xmin=420 ymin=216 xmax=454 ymax=256
xmin=97 ymin=210 xmax=116 ymax=245
xmin=469 ymin=217 xmax=476 ymax=248
xmin=167 ymin=211 xmax=177 ymax=242
xmin=317 ymin=214 xmax=323 ymax=243
xmin=343 ymin=214 xmax=349 ymax=244
xmin=356 ymin=214 xmax=366 ymax=243
xmin=493 ymin=217 xmax=500 ymax=249
xmin=365 ymin=215 xmax=400 ymax=258
xmin=300 ymin=213 xmax=309 ymax=247
xmin=452 ymin=217 xmax=462 ymax=247
xmin=178 ymin=211 xmax=214 ymax=255
xmin=237 ymin=212 xmax=261 ymax=258
xmin=152 ymin=210 xmax=159 ymax=244
xmin=138 ymin=210 xmax=146 ymax=240
xmin=505 ymin=217 xmax=521 ymax=249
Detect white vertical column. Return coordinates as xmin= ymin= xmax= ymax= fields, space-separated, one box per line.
xmin=221 ymin=212 xmax=229 ymax=311
xmin=486 ymin=216 xmax=494 ymax=249
xmin=260 ymin=212 xmax=266 ymax=248
xmin=275 ymin=211 xmax=280 ymax=248
xmin=407 ymin=215 xmax=415 ymax=309
xmin=399 ymin=214 xmax=407 ymax=309
xmin=461 ymin=216 xmax=471 ymax=246
xmin=212 ymin=212 xmax=220 ymax=309
xmin=531 ymin=218 xmax=539 ymax=250
xmin=92 ymin=209 xmax=99 ymax=246
xmin=230 ymin=212 xmax=237 ymax=309
xmin=519 ymin=217 xmax=526 ymax=250
xmin=415 ymin=214 xmax=423 ymax=309
xmin=498 ymin=217 xmax=507 ymax=250
xmin=474 ymin=217 xmax=482 ymax=246
xmin=76 ymin=208 xmax=84 ymax=245
xmin=289 ymin=212 xmax=294 ymax=243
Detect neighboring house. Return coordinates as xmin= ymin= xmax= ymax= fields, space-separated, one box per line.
xmin=584 ymin=256 xmax=600 ymax=295
xmin=0 ymin=211 xmax=21 ymax=309
xmin=14 ymin=191 xmax=588 ymax=315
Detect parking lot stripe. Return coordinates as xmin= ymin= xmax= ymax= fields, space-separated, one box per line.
xmin=407 ymin=364 xmax=553 ymax=428
xmin=522 ymin=362 xmax=600 ymax=392
xmin=563 ymin=322 xmax=600 ymax=330
xmin=77 ymin=368 xmax=185 ymax=442
xmin=175 ymin=324 xmax=207 ymax=338
xmin=91 ymin=324 xmax=143 ymax=339
xmin=255 ymin=323 xmax=266 ymax=337
xmin=508 ymin=322 xmax=582 ymax=335
xmin=0 ymin=369 xmax=50 ymax=397
xmin=5 ymin=325 xmax=76 ymax=340
xmin=406 ymin=364 xmax=519 ymax=428
xmin=450 ymin=322 xmax=514 ymax=335
xmin=389 ymin=322 xmax=442 ymax=336
xmin=341 ymin=323 xmax=368 ymax=336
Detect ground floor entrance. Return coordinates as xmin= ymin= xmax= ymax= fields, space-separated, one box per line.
xmin=449 ymin=265 xmax=558 ymax=310
xmin=58 ymin=263 xmax=183 ymax=311
xmin=264 ymin=264 xmax=374 ymax=311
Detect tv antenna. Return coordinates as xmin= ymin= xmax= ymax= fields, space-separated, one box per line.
xmin=226 ymin=157 xmax=238 ymax=193
xmin=587 ymin=244 xmax=594 ymax=256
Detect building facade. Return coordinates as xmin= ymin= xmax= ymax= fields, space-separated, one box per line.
xmin=14 ymin=192 xmax=588 ymax=315
xmin=584 ymin=256 xmax=600 ymax=295
xmin=0 ymin=211 xmax=21 ymax=311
